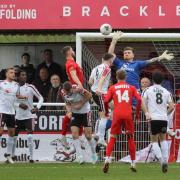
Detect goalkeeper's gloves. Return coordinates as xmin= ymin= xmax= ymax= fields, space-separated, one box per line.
xmin=158 ymin=50 xmax=174 ymax=61
xmin=112 ymin=31 xmax=124 ymax=43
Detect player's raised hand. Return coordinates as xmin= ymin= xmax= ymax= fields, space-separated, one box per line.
xmin=112 ymin=31 xmax=123 ymax=42
xmin=158 ymin=50 xmax=174 ymax=61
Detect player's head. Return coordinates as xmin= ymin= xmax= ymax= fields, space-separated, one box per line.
xmin=21 ymin=53 xmax=30 ymax=65
xmin=152 ymin=71 xmax=164 ymax=84
xmin=63 ymin=81 xmax=72 ymax=95
xmin=50 ymin=74 xmax=61 ymax=88
xmin=141 ymin=77 xmax=151 ymax=91
xmin=62 ymin=46 xmax=75 ymax=58
xmin=43 ymin=49 xmax=53 ymax=63
xmin=17 ymin=70 xmax=27 ymax=83
xmin=116 ymin=69 xmax=126 ymax=81
xmin=5 ymin=68 xmax=15 ymax=81
xmin=102 ymin=53 xmax=114 ymax=66
xmin=123 ymin=47 xmax=134 ymax=61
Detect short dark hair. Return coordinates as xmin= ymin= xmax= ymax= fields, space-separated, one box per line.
xmin=62 ymin=46 xmax=71 ymax=55
xmin=102 ymin=53 xmax=114 ymax=61
xmin=63 ymin=81 xmax=72 ymax=93
xmin=21 ymin=53 xmax=30 ymax=61
xmin=116 ymin=69 xmax=126 ymax=80
xmin=123 ymin=47 xmax=134 ymax=54
xmin=39 ymin=66 xmax=49 ymax=72
xmin=16 ymin=69 xmax=26 ymax=78
xmin=152 ymin=71 xmax=164 ymax=84
xmin=44 ymin=49 xmax=52 ymax=54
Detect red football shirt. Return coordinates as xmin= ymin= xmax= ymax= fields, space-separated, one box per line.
xmin=65 ymin=59 xmax=84 ymax=85
xmin=105 ymin=81 xmax=141 ymax=119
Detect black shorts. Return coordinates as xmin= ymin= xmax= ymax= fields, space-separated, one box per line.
xmin=150 ymin=120 xmax=167 ymax=135
xmin=92 ymin=91 xmax=108 ymax=114
xmin=0 ymin=113 xmax=15 ymax=128
xmin=71 ymin=112 xmax=92 ymax=128
xmin=15 ymin=118 xmax=35 ymax=135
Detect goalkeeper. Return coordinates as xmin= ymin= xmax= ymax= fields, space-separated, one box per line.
xmin=108 ymin=31 xmax=174 ymax=90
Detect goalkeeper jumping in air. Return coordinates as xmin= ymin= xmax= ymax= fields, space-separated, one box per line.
xmin=97 ymin=31 xmax=174 ymax=143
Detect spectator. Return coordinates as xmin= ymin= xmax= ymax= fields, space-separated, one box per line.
xmin=36 ymin=49 xmax=65 ymax=82
xmin=33 ymin=67 xmax=51 ymax=103
xmin=0 ymin=69 xmax=6 ymax=80
xmin=46 ymin=74 xmax=64 ymax=110
xmin=140 ymin=77 xmax=151 ymax=92
xmin=13 ymin=65 xmax=21 ymax=81
xmin=20 ymin=53 xmax=36 ymax=83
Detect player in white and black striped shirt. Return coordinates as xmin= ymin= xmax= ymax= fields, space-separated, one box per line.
xmin=142 ymin=71 xmax=174 ymax=173
xmin=89 ymin=53 xmax=114 ymax=146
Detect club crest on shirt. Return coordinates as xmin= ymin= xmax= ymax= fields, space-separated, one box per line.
xmin=121 ymin=64 xmax=134 ymax=72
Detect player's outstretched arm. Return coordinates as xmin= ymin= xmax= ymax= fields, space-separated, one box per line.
xmin=108 ymin=31 xmax=123 ymax=55
xmin=146 ymin=50 xmax=174 ymax=64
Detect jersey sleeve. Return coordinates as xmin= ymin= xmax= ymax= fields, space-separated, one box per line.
xmin=67 ymin=61 xmax=76 ymax=72
xmin=167 ymin=92 xmax=174 ymax=104
xmin=113 ymin=57 xmax=124 ymax=68
xmin=136 ymin=60 xmax=148 ymax=70
xmin=89 ymin=68 xmax=96 ymax=79
xmin=30 ymin=85 xmax=44 ymax=109
xmin=104 ymin=86 xmax=114 ymax=103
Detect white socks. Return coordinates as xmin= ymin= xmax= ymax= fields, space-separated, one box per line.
xmin=27 ymin=134 xmax=34 ymax=160
xmin=7 ymin=136 xmax=14 ymax=156
xmin=152 ymin=142 xmax=162 ymax=163
xmin=73 ymin=139 xmax=83 ymax=156
xmin=88 ymin=138 xmax=96 ymax=154
xmin=96 ymin=118 xmax=107 ymax=139
xmin=95 ymin=119 xmax=100 ymax=135
xmin=160 ymin=141 xmax=169 ymax=163
xmin=12 ymin=136 xmax=18 ymax=157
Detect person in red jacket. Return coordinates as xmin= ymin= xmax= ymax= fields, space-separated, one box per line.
xmin=103 ymin=69 xmax=142 ymax=173
xmin=59 ymin=46 xmax=85 ymax=148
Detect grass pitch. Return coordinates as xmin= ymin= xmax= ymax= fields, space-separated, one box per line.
xmin=0 ymin=163 xmax=180 ymax=180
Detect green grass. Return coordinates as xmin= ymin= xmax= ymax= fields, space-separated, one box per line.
xmin=0 ymin=163 xmax=180 ymax=180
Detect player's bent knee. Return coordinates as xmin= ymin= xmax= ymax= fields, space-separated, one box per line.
xmin=8 ymin=128 xmax=15 ymax=137
xmin=159 ymin=133 xmax=166 ymax=141
xmin=66 ymin=112 xmax=72 ymax=118
xmin=150 ymin=134 xmax=159 ymax=142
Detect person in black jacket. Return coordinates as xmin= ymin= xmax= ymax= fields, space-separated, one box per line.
xmin=33 ymin=67 xmax=51 ymax=103
xmin=36 ymin=49 xmax=66 ymax=82
xmin=20 ymin=53 xmax=36 ymax=83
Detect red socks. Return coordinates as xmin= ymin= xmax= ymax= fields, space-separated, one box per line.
xmin=61 ymin=115 xmax=71 ymax=135
xmin=128 ymin=138 xmax=136 ymax=161
xmin=106 ymin=137 xmax=116 ymax=157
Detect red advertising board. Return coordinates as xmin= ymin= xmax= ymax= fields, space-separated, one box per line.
xmin=0 ymin=0 xmax=180 ymax=30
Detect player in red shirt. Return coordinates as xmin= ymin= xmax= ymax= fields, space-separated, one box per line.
xmin=60 ymin=46 xmax=85 ymax=148
xmin=63 ymin=46 xmax=84 ymax=87
xmin=103 ymin=70 xmax=142 ymax=173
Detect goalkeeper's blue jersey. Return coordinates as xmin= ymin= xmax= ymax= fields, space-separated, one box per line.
xmin=113 ymin=57 xmax=148 ymax=89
